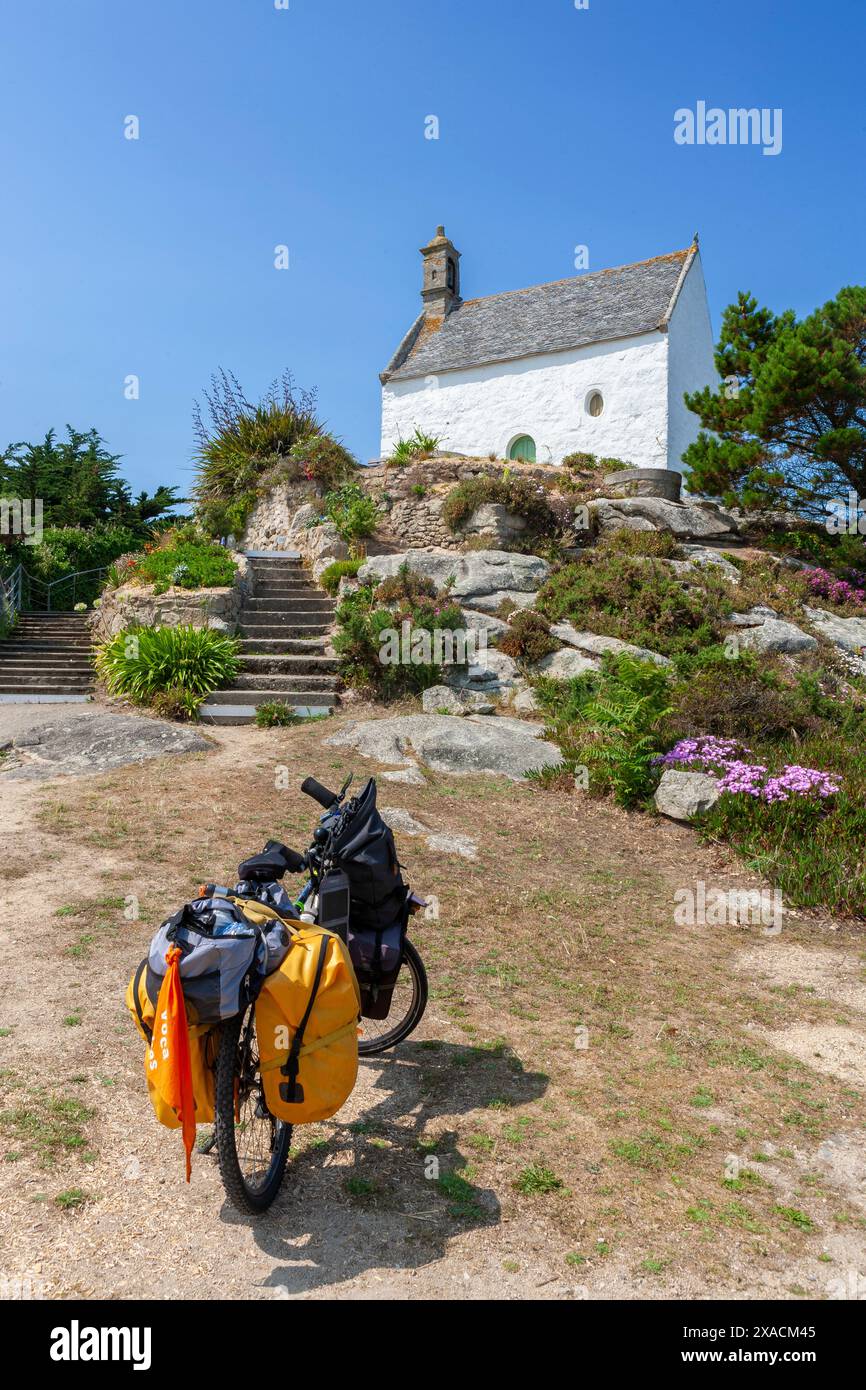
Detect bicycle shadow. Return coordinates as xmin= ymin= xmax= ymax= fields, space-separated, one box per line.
xmin=234 ymin=1039 xmax=550 ymax=1297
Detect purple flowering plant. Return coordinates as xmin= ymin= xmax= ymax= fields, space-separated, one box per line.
xmin=802 ymin=567 xmax=866 ymax=609
xmin=654 ymin=735 xmax=841 ymax=804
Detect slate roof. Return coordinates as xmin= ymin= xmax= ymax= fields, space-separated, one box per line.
xmin=382 ymin=247 xmax=695 ymax=384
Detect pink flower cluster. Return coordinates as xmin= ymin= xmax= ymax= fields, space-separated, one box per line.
xmin=654 ymin=736 xmax=841 ymax=804
xmin=804 ymin=567 xmax=866 ymax=608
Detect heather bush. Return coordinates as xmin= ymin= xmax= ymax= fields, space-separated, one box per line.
xmin=498 ymin=610 xmax=557 ymax=666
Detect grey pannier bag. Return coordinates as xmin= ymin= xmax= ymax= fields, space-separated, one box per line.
xmin=145 ymin=891 xmax=292 ymax=1025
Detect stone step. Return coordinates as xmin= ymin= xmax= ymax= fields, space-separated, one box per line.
xmin=243 ymin=550 xmax=303 ymax=560
xmin=239 ymin=654 xmax=340 ymax=676
xmin=232 ymin=672 xmax=340 ymax=692
xmin=0 ymin=682 xmax=94 ymax=695
xmin=0 ymin=664 xmax=93 ymax=681
xmin=204 ymin=688 xmax=339 ymax=707
xmin=13 ymin=624 xmax=91 ymax=634
xmin=0 ymin=659 xmax=94 ymax=672
xmin=0 ymin=644 xmax=94 ymax=656
xmin=0 ymin=693 xmax=92 ymax=705
xmin=240 ymin=623 xmax=332 ymax=640
xmin=237 ymin=638 xmax=328 ymax=655
xmin=14 ymin=614 xmax=89 ymax=625
xmin=243 ymin=597 xmax=334 ymax=614
xmin=248 ymin=565 xmax=308 ymax=577
xmin=198 ymin=703 xmax=333 ymax=726
xmin=253 ymin=584 xmax=325 ymax=598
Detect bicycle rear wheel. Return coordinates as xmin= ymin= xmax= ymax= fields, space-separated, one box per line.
xmin=357 ymin=938 xmax=428 ymax=1057
xmin=215 ymin=1003 xmax=292 ymax=1215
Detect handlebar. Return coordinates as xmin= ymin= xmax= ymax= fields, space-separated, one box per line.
xmin=240 ymin=775 xmax=353 ymax=882
xmin=300 ymin=776 xmax=339 ymax=810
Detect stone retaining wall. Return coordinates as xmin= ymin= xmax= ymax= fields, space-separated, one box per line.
xmin=361 ymin=455 xmax=561 ymax=551
xmin=90 ymin=554 xmax=251 ymax=640
xmin=239 ymin=479 xmax=321 ymax=552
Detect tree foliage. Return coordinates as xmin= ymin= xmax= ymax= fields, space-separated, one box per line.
xmin=0 ymin=426 xmax=182 ymax=533
xmin=683 ymin=286 xmax=866 ymax=512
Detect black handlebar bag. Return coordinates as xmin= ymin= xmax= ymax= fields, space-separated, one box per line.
xmin=330 ymin=778 xmax=410 ymax=1019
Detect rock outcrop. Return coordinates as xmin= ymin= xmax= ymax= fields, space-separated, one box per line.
xmin=325 ymin=712 xmax=561 ymax=780
xmin=654 ymin=770 xmax=720 ymax=821
xmin=2 ymin=713 xmax=211 ymax=780
xmin=728 ymin=608 xmax=818 ymax=655
xmin=589 ymin=496 xmax=739 ymax=543
xmin=358 ymin=549 xmax=550 ymax=612
xmin=549 ymin=623 xmax=672 ymax=668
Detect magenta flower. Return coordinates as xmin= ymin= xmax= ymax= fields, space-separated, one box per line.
xmin=804 ymin=567 xmax=866 ymax=609
xmin=656 ymin=735 xmax=841 ymax=804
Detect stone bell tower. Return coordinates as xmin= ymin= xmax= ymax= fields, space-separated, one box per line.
xmin=420 ymin=225 xmax=461 ymax=323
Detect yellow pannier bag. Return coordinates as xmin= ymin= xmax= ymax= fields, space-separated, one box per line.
xmin=255 ymin=925 xmax=361 ymax=1126
xmin=125 ymin=960 xmax=219 ymax=1129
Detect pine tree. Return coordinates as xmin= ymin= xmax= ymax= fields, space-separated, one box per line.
xmin=683 ymin=286 xmax=866 ymax=513
xmin=0 ymin=426 xmax=182 ymax=533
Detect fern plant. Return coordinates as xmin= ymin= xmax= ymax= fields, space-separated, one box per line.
xmin=534 ymin=654 xmax=673 ymax=806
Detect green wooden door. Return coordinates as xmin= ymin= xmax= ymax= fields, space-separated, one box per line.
xmin=508 ymin=435 xmax=536 ymax=462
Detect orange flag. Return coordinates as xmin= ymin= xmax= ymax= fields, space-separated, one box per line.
xmin=147 ymin=946 xmax=197 ymax=1181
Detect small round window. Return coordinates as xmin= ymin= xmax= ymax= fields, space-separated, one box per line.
xmin=586 ymin=391 xmax=604 ymax=418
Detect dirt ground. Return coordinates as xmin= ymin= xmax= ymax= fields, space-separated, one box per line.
xmin=0 ymin=704 xmax=864 ymax=1301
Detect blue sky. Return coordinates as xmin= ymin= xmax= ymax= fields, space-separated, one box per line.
xmin=1 ymin=0 xmax=863 ymax=501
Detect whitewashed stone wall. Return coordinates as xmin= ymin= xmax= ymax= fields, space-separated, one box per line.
xmin=666 ymin=254 xmax=718 ymax=473
xmin=381 ymin=332 xmax=670 ymax=469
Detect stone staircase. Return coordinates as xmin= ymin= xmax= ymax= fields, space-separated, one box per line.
xmin=200 ymin=552 xmax=341 ymax=725
xmin=0 ymin=612 xmax=94 ymax=702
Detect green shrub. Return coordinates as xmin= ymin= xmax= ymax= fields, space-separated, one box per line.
xmin=597 ymin=528 xmax=684 ymax=559
xmin=319 ymin=557 xmax=362 ymax=596
xmin=150 ymin=686 xmax=203 ymax=721
xmin=192 ymin=370 xmax=354 ymax=538
xmin=498 ymin=610 xmax=557 ymax=666
xmin=323 ymin=483 xmax=379 ymax=543
xmin=561 ymin=451 xmax=629 ymax=474
xmin=442 ymin=474 xmax=557 ymax=539
xmin=386 ymin=429 xmax=441 ymax=467
xmin=536 ymin=552 xmax=733 ymax=657
xmin=289 ymin=434 xmax=356 ymax=493
xmin=255 ymin=701 xmax=299 ymax=728
xmin=103 ymin=553 xmax=141 ymax=591
xmin=333 ymin=572 xmax=465 ymax=696
xmin=666 ymin=648 xmax=828 ymax=742
xmin=133 ymin=541 xmax=237 ymax=594
xmin=95 ymin=625 xmax=240 ymax=706
xmin=532 ymin=654 xmax=673 ymax=806
xmin=4 ymin=524 xmax=145 ymax=606
xmin=374 ymin=562 xmax=438 ymax=605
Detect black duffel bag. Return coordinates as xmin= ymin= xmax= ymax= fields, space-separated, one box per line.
xmin=330 ymin=778 xmax=410 ymax=1019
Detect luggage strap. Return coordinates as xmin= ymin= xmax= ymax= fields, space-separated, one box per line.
xmin=132 ymin=958 xmax=152 ymax=1044
xmin=227 ymin=895 xmax=299 ymax=931
xmin=259 ymin=1019 xmax=358 ymax=1072
xmin=278 ymin=934 xmax=330 ymax=1101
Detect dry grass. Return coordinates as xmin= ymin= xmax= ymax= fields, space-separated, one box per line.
xmin=1 ymin=711 xmax=865 ymax=1297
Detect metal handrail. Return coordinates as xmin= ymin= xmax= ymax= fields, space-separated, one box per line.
xmin=0 ymin=563 xmax=23 ymax=626
xmin=0 ymin=563 xmax=108 ymax=615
